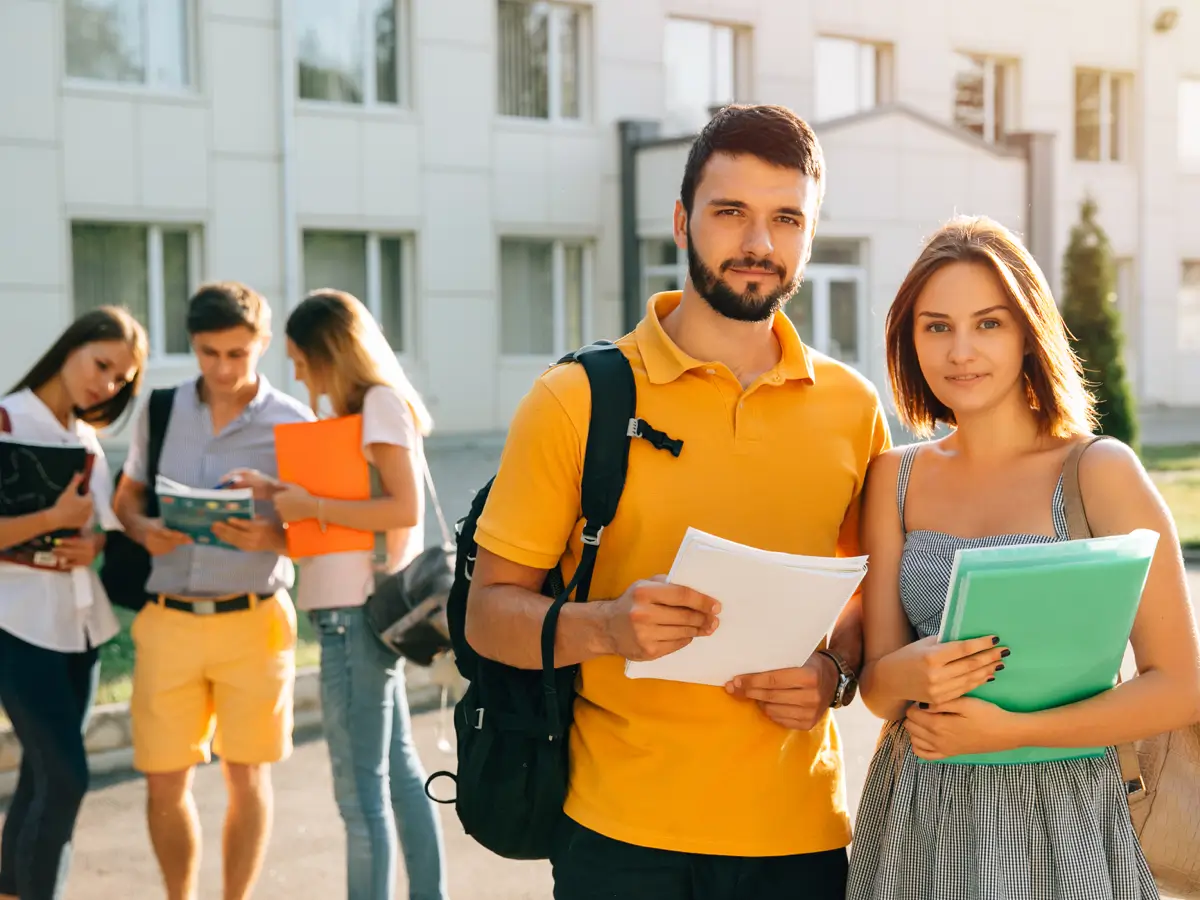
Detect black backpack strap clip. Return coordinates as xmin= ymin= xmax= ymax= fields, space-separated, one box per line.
xmin=627 ymin=418 xmax=683 ymax=457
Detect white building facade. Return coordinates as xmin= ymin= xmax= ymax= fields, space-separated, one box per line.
xmin=1 ymin=0 xmax=1198 ymax=448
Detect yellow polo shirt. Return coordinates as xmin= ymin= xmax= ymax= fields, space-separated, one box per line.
xmin=475 ymin=292 xmax=891 ymax=857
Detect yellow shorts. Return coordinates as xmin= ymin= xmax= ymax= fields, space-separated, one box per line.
xmin=130 ymin=591 xmax=297 ymax=773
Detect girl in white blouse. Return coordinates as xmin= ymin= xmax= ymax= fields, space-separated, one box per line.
xmin=0 ymin=305 xmax=147 ymax=900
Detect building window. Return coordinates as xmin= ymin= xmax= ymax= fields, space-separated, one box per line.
xmin=302 ymin=231 xmax=411 ymax=353
xmin=1181 ymin=261 xmax=1200 ymax=351
xmin=65 ymin=0 xmax=191 ymax=88
xmin=297 ymin=0 xmax=404 ymax=105
xmin=500 ymin=238 xmax=590 ymax=356
xmin=784 ymin=240 xmax=867 ymax=369
xmin=1075 ymin=69 xmax=1130 ymax=162
xmin=1180 ymin=79 xmax=1200 ymax=168
xmin=71 ymin=223 xmax=200 ymax=358
xmin=815 ymin=37 xmax=892 ymax=122
xmin=953 ymin=53 xmax=1017 ymax=143
xmin=641 ymin=239 xmax=686 ymax=299
xmin=663 ymin=18 xmax=750 ymax=133
xmin=497 ymin=1 xmax=586 ymax=121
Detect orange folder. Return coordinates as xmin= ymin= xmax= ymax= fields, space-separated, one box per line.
xmin=274 ymin=414 xmax=374 ymax=558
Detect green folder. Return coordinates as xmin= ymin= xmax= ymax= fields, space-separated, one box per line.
xmin=922 ymin=529 xmax=1159 ymax=766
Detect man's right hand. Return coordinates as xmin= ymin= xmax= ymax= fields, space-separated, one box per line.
xmin=601 ymin=578 xmax=720 ymax=661
xmin=140 ymin=519 xmax=193 ymax=556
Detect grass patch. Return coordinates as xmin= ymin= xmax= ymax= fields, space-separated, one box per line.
xmin=1150 ymin=471 xmax=1200 ymax=551
xmin=92 ymin=603 xmax=320 ymax=708
xmin=1143 ymin=443 xmax=1200 ymax=473
xmin=1144 ymin=444 xmax=1200 ymax=551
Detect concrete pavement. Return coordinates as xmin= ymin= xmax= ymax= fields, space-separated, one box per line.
xmin=54 ymin=700 xmax=883 ymax=900
xmin=24 ymin=570 xmax=1200 ymax=898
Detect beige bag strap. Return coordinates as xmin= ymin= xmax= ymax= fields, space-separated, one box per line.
xmin=1061 ymin=435 xmax=1148 ymax=797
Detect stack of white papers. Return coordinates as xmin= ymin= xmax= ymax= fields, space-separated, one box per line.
xmin=624 ymin=528 xmax=868 ymax=687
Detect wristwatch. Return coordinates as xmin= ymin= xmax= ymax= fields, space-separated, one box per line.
xmin=816 ymin=649 xmax=858 ymax=709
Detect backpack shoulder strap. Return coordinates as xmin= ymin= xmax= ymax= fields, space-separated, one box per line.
xmin=1060 ymin=435 xmax=1112 ymax=541
xmin=537 ymin=341 xmax=683 ymax=738
xmin=143 ymin=388 xmax=177 ymax=513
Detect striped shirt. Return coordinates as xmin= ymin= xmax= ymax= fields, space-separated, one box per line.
xmin=122 ymin=375 xmax=314 ymax=597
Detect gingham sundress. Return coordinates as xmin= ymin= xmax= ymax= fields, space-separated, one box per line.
xmin=845 ymin=444 xmax=1159 ymax=900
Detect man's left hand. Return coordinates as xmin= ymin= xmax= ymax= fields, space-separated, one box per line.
xmin=725 ymin=652 xmax=838 ymax=731
xmin=211 ymin=518 xmax=285 ymax=553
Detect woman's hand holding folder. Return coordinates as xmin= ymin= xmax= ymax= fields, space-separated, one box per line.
xmin=875 ymin=633 xmax=1009 ymax=706
xmin=904 ymin=696 xmax=1022 ymax=761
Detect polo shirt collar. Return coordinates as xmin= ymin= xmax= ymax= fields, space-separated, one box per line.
xmin=634 ymin=292 xmax=816 ymax=386
xmin=193 ymin=374 xmax=272 ymax=413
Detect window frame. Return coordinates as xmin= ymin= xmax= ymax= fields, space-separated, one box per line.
xmin=662 ymin=15 xmax=753 ymax=133
xmin=498 ymin=236 xmax=594 ymax=358
xmin=496 ymin=0 xmax=592 ymax=124
xmin=295 ymin=0 xmax=410 ymax=109
xmin=814 ymin=34 xmax=894 ymax=122
xmin=1075 ymin=68 xmax=1131 ymax=163
xmin=1181 ymin=260 xmax=1200 ymax=352
xmin=952 ymin=52 xmax=1018 ymax=143
xmin=63 ymin=0 xmax=197 ymax=93
xmin=300 ymin=229 xmax=417 ymax=357
xmin=69 ymin=221 xmax=203 ymax=361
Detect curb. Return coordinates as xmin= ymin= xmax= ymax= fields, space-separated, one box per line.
xmin=0 ymin=662 xmax=461 ymax=801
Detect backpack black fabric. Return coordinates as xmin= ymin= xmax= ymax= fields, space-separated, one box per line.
xmin=100 ymin=387 xmax=176 ymax=612
xmin=424 ymin=341 xmax=683 ymax=861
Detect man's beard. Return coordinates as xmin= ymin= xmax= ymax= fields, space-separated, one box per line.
xmin=686 ymin=234 xmax=804 ymax=323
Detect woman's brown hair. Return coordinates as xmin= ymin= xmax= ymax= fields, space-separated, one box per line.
xmin=10 ymin=306 xmax=148 ymax=428
xmin=885 ymin=215 xmax=1097 ymax=439
xmin=285 ymin=290 xmax=432 ymax=434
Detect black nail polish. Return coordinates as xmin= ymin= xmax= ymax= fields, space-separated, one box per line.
xmin=1000 ymin=649 xmax=1011 ymax=658
xmin=917 ymin=702 xmax=929 ymax=710
xmin=995 ymin=663 xmax=1005 ymax=672
xmin=991 ymin=636 xmax=1000 ymax=645
xmin=987 ymin=676 xmax=996 ymax=682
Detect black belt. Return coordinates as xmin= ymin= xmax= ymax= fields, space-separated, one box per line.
xmin=158 ymin=593 xmax=268 ymax=616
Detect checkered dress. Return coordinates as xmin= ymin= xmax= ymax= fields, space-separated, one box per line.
xmin=845 ymin=445 xmax=1159 ymax=900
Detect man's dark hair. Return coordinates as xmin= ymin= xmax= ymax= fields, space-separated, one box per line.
xmin=185 ymin=281 xmax=272 ymax=336
xmin=679 ymin=104 xmax=825 ymax=216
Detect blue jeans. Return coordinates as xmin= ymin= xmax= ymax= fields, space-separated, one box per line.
xmin=0 ymin=628 xmax=99 ymax=900
xmin=311 ymin=606 xmax=448 ymax=900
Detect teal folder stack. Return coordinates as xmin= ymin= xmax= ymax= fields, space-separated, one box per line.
xmin=925 ymin=529 xmax=1159 ymax=766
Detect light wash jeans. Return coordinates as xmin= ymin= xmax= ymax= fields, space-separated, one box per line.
xmin=311 ymin=606 xmax=448 ymax=900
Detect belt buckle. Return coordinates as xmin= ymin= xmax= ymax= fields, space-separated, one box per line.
xmin=192 ymin=600 xmax=217 ymax=616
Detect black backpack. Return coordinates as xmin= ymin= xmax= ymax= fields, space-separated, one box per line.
xmin=101 ymin=387 xmax=176 ymax=611
xmin=424 ymin=341 xmax=683 ymax=861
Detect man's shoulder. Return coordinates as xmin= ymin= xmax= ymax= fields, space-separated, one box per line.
xmin=806 ymin=351 xmax=883 ymax=408
xmin=534 ymin=336 xmax=643 ymax=417
xmin=261 ymin=384 xmax=316 ymax=424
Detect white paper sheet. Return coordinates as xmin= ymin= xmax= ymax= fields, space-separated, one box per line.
xmin=624 ymin=528 xmax=868 ymax=687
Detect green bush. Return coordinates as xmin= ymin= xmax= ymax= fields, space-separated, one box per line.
xmin=1060 ymin=196 xmax=1140 ymax=451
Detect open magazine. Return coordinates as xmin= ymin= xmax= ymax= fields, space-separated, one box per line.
xmin=155 ymin=475 xmax=253 ymax=550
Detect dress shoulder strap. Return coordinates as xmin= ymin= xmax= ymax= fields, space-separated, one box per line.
xmin=896 ymin=444 xmax=921 ymax=535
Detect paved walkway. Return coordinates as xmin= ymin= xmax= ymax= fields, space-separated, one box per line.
xmin=32 ymin=574 xmax=1200 ymax=898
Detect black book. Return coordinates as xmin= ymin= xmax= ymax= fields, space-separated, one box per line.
xmin=0 ymin=437 xmax=95 ymax=561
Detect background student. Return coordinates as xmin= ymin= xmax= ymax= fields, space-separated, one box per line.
xmin=0 ymin=306 xmax=146 ymax=900
xmin=224 ymin=290 xmax=448 ymax=900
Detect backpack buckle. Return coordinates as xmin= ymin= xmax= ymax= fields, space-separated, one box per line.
xmin=626 ymin=418 xmax=641 ymax=438
xmin=581 ymin=523 xmax=604 ymax=546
